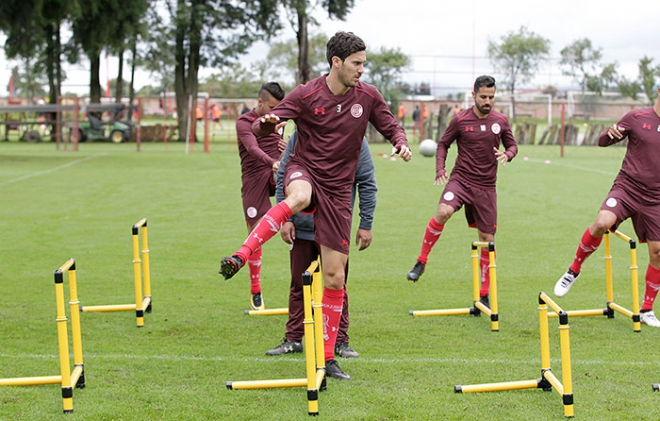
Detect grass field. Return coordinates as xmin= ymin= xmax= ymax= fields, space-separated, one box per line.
xmin=1 ymin=139 xmax=659 ymax=420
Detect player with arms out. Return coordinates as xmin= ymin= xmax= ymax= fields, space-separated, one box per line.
xmin=554 ymin=87 xmax=660 ymax=328
xmin=406 ymin=75 xmax=517 ymax=308
xmin=219 ymin=31 xmax=412 ymax=379
xmin=235 ymin=82 xmax=286 ymax=311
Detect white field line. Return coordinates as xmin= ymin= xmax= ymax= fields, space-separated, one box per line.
xmin=0 ymin=155 xmax=99 ymax=187
xmin=0 ymin=352 xmax=654 ymax=367
xmin=525 ymin=157 xmax=618 ymax=177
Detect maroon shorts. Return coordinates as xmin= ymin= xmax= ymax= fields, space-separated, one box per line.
xmin=284 ymin=163 xmax=352 ymax=254
xmin=241 ymin=170 xmax=275 ymax=226
xmin=600 ymin=183 xmax=660 ymax=243
xmin=439 ymin=178 xmax=498 ymax=235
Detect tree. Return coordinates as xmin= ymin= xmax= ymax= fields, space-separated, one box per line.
xmin=638 ymin=56 xmax=660 ymax=104
xmin=487 ymin=26 xmax=550 ymax=119
xmin=560 ymin=38 xmax=619 ymax=95
xmin=144 ymin=0 xmax=281 ymax=141
xmin=0 ymin=0 xmax=77 ymax=105
xmin=364 ymin=47 xmax=410 ymax=112
xmin=276 ymin=0 xmax=355 ymax=84
xmin=560 ymin=38 xmax=621 ymax=120
xmin=259 ymin=32 xmax=328 ymax=86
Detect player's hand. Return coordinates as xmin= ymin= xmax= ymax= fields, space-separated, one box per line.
xmin=272 ymin=160 xmax=280 ymax=173
xmin=280 ymin=222 xmax=295 ymax=244
xmin=261 ymin=113 xmax=280 ymax=124
xmin=277 ymin=138 xmax=287 ymax=153
xmin=434 ymin=170 xmax=448 ymax=186
xmin=275 ymin=121 xmax=287 ymax=134
xmin=355 ymin=228 xmax=372 ymax=251
xmin=494 ymin=147 xmax=508 ymax=166
xmin=607 ymin=124 xmax=625 ymax=140
xmin=392 ymin=145 xmax=412 ymax=162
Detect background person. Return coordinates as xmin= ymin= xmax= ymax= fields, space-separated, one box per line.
xmin=406 ymin=75 xmax=517 ymax=309
xmin=266 ymin=132 xmax=376 ymax=358
xmin=234 ymin=82 xmax=286 ymax=311
xmin=554 ymin=87 xmax=660 ymax=328
xmin=219 ymin=31 xmax=412 ymax=380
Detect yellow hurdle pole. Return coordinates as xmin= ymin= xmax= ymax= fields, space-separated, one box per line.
xmin=471 ymin=243 xmax=480 ymax=303
xmin=303 ymin=260 xmax=320 ymax=416
xmin=244 ymin=308 xmax=289 ymax=316
xmin=604 ymin=233 xmax=614 ymax=305
xmin=538 ymin=294 xmax=551 ymax=373
xmin=455 ymin=379 xmax=541 ymax=393
xmin=67 ymin=265 xmax=85 ymax=389
xmin=54 ymin=259 xmax=75 ymax=413
xmin=139 ymin=220 xmax=152 ymax=309
xmin=410 ymin=308 xmax=473 ymax=317
xmin=311 ymin=260 xmax=326 ymax=392
xmin=558 ymin=315 xmax=574 ymax=417
xmin=227 ymin=378 xmax=307 ymax=390
xmin=615 ymin=231 xmax=641 ymax=332
xmin=132 ymin=221 xmax=145 ymax=327
xmin=82 ymin=304 xmax=137 ymax=312
xmin=487 ymin=242 xmax=499 ymax=331
xmin=548 ymin=308 xmax=608 ymax=318
xmin=0 ymin=375 xmax=62 ymax=386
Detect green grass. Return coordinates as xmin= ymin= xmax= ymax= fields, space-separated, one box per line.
xmin=0 ymin=141 xmax=659 ymax=420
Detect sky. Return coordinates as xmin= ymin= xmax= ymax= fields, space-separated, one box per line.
xmin=1 ymin=0 xmax=659 ymax=98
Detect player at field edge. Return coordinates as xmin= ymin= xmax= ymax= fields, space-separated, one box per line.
xmin=219 ymin=31 xmax=412 ymax=380
xmin=554 ymin=87 xmax=660 ymax=328
xmin=234 ymin=82 xmax=287 ymax=311
xmin=265 ymin=131 xmax=377 ymax=359
xmin=406 ymin=75 xmax=518 ymax=309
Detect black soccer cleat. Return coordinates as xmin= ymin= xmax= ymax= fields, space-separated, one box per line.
xmin=266 ymin=338 xmax=303 ymax=356
xmin=479 ymin=294 xmax=490 ymax=310
xmin=406 ymin=261 xmax=426 ymax=282
xmin=325 ymin=359 xmax=352 ymax=380
xmin=220 ymin=255 xmax=245 ymax=280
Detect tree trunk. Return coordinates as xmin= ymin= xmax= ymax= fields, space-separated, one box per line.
xmin=115 ymin=49 xmax=124 ymax=103
xmin=296 ymin=11 xmax=310 ymax=84
xmin=174 ymin=0 xmax=188 ymax=141
xmin=45 ymin=24 xmax=57 ymax=105
xmin=128 ymin=33 xmax=137 ymax=122
xmin=89 ymin=52 xmax=102 ymax=103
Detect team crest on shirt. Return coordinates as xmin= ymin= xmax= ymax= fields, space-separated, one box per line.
xmin=351 ymin=104 xmax=363 ymax=118
xmin=443 ymin=191 xmax=455 ymax=201
xmin=491 ymin=123 xmax=501 ymax=134
xmin=606 ymin=197 xmax=617 ymax=208
xmin=290 ymin=171 xmax=303 ymax=180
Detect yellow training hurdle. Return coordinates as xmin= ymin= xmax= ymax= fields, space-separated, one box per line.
xmin=410 ymin=241 xmax=499 ymax=331
xmin=455 ymin=292 xmax=575 ymax=418
xmin=80 ymin=218 xmax=153 ymax=327
xmin=549 ymin=230 xmax=641 ymax=332
xmin=245 ymin=308 xmax=288 ymax=316
xmin=227 ymin=259 xmax=327 ymax=416
xmin=0 ymin=258 xmax=86 ymax=413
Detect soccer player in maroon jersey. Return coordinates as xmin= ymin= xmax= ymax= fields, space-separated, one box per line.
xmin=235 ymin=82 xmax=286 ymax=311
xmin=406 ymin=75 xmax=518 ymax=308
xmin=555 ymin=88 xmax=660 ymax=328
xmin=219 ymin=31 xmax=412 ymax=380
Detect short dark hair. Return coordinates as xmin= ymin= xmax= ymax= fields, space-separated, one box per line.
xmin=474 ymin=75 xmax=496 ymax=92
xmin=259 ymin=82 xmax=285 ymax=101
xmin=326 ymin=31 xmax=366 ymax=67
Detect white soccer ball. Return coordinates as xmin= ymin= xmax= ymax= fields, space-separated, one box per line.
xmin=419 ymin=139 xmax=437 ymax=157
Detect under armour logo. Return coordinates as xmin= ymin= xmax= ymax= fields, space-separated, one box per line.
xmin=643 ymin=123 xmax=651 ymax=130
xmin=342 ymin=239 xmax=349 ymax=247
xmin=465 ymin=126 xmax=474 ymax=132
xmin=314 ymin=107 xmax=326 ymax=115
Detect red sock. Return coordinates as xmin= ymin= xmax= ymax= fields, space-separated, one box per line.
xmin=480 ymin=248 xmax=496 ymax=297
xmin=417 ymin=218 xmax=444 ymax=264
xmin=641 ymin=265 xmax=660 ymax=311
xmin=322 ymin=287 xmax=344 ymax=362
xmin=569 ymin=229 xmax=603 ymax=274
xmin=235 ymin=202 xmax=293 ymax=262
xmin=247 ymin=248 xmax=262 ymax=294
